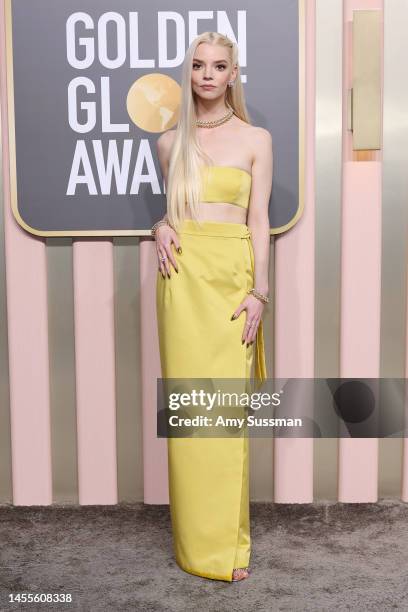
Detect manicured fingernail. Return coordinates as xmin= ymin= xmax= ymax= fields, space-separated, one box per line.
xmin=175 ymin=269 xmax=179 ymax=273
xmin=231 ymin=314 xmax=236 ymax=320
xmin=177 ymin=247 xmax=182 ymax=254
xmin=242 ymin=339 xmax=245 ymax=344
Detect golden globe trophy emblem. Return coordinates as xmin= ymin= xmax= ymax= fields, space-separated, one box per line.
xmin=126 ymin=73 xmax=181 ymax=133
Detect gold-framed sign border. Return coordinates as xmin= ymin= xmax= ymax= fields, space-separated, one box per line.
xmin=5 ymin=0 xmax=305 ymax=237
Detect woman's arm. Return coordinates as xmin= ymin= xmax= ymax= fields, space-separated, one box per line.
xmin=155 ymin=130 xmax=174 ymax=223
xmin=150 ymin=131 xmax=171 ymax=235
xmin=246 ymin=128 xmax=273 ymax=296
xmin=154 ymin=130 xmax=180 ymax=277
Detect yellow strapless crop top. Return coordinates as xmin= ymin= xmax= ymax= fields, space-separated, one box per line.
xmin=199 ymin=165 xmax=252 ymax=209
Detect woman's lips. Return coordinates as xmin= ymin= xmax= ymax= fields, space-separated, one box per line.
xmin=201 ymin=85 xmax=215 ymax=89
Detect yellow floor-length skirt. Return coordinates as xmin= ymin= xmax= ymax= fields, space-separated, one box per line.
xmin=156 ymin=219 xmax=267 ymax=582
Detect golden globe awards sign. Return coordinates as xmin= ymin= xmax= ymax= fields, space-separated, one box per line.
xmin=5 ymin=0 xmax=303 ymax=236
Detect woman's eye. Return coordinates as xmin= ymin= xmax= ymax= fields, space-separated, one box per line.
xmin=192 ymin=63 xmax=226 ymax=70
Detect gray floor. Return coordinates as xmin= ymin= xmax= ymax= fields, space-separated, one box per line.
xmin=1 ymin=500 xmax=407 ymax=611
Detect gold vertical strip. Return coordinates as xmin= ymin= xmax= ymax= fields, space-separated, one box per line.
xmin=379 ymin=439 xmax=402 ymax=498
xmin=352 ymin=10 xmax=381 ymax=151
xmin=47 ymin=238 xmax=78 ymax=503
xmin=114 ymin=238 xmax=143 ymax=502
xmin=314 ymin=0 xmax=343 ymax=501
xmin=378 ymin=0 xmax=408 ymax=498
xmin=0 ymin=62 xmax=12 ymax=503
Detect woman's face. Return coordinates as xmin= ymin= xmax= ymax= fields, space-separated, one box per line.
xmin=191 ymin=43 xmax=237 ymax=100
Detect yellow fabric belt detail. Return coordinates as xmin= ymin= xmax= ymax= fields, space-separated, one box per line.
xmin=242 ymin=227 xmax=268 ymax=389
xmin=179 ymin=220 xmax=268 ymax=389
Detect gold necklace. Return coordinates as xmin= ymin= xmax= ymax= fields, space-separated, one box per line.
xmin=196 ymin=104 xmax=234 ymax=128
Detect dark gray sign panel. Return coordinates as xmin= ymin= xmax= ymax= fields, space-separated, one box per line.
xmin=6 ymin=0 xmax=304 ymax=236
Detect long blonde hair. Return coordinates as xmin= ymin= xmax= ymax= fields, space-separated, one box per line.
xmin=166 ymin=32 xmax=252 ymax=231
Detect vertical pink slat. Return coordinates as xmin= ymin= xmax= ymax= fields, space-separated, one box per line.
xmin=339 ymin=0 xmax=383 ymax=503
xmin=403 ymin=266 xmax=408 ymax=501
xmin=339 ymin=163 xmax=381 ymax=501
xmin=274 ymin=0 xmax=315 ymax=503
xmin=3 ymin=218 xmax=52 ymax=505
xmin=0 ymin=1 xmax=52 ymax=505
xmin=140 ymin=240 xmax=168 ymax=504
xmin=73 ymin=241 xmax=117 ymax=504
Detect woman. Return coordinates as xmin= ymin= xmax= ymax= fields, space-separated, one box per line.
xmin=153 ymin=31 xmax=273 ymax=582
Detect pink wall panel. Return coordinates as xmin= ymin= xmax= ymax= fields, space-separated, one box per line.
xmin=273 ymin=0 xmax=315 ymax=503
xmin=140 ymin=240 xmax=169 ymax=504
xmin=339 ymin=162 xmax=381 ymax=502
xmin=0 ymin=0 xmax=402 ymax=506
xmin=404 ymin=219 xmax=408 ymax=502
xmin=73 ymin=241 xmax=118 ymax=505
xmin=339 ymin=0 xmax=383 ymax=503
xmin=4 ymin=214 xmax=52 ymax=505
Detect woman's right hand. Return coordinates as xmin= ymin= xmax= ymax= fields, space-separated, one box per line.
xmin=155 ymin=223 xmax=181 ymax=278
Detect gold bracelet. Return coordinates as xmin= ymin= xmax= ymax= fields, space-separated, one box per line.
xmin=151 ymin=219 xmax=169 ymax=237
xmin=247 ymin=288 xmax=269 ymax=304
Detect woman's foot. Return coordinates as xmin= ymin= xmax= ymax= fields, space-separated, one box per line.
xmin=232 ymin=567 xmax=250 ymax=581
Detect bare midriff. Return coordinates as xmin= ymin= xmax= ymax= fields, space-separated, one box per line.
xmin=184 ymin=202 xmax=248 ymax=224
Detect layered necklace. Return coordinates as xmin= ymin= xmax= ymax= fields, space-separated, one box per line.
xmin=196 ymin=104 xmax=235 ymax=128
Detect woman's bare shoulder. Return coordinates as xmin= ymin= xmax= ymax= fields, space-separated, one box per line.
xmin=234 ymin=123 xmax=272 ymax=165
xmin=247 ymin=124 xmax=272 ymax=142
xmin=234 ymin=120 xmax=272 ymax=147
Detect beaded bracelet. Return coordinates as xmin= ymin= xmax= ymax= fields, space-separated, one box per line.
xmin=151 ymin=216 xmax=169 ymax=237
xmin=151 ymin=220 xmax=168 ymax=236
xmin=247 ymin=288 xmax=269 ymax=304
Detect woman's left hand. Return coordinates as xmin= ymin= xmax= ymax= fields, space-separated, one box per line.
xmin=231 ymin=295 xmax=265 ymax=345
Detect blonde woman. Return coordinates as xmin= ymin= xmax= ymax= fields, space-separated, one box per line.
xmin=153 ymin=31 xmax=273 ymax=582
